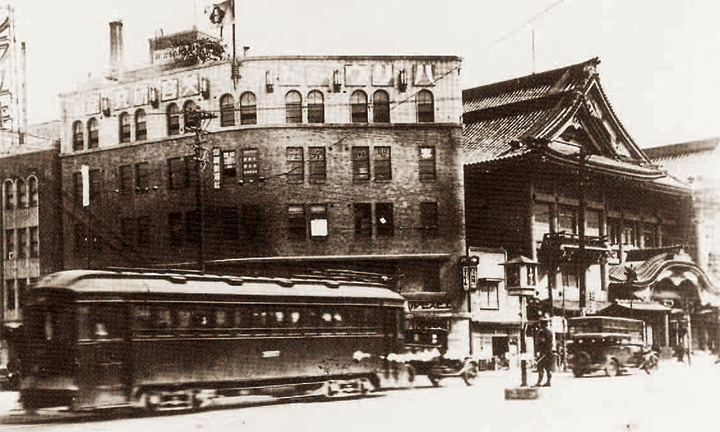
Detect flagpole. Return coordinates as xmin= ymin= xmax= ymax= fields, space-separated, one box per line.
xmin=231 ymin=0 xmax=237 ymax=88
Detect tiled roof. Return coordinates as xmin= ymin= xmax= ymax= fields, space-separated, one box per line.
xmin=461 ymin=58 xmax=691 ymax=192
xmin=645 ymin=138 xmax=720 ymax=182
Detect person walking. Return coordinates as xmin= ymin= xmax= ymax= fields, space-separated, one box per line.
xmin=534 ymin=317 xmax=554 ymax=387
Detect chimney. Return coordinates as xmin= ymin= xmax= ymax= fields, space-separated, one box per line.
xmin=108 ymin=20 xmax=124 ymax=80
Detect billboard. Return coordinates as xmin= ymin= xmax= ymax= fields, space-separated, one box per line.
xmin=0 ymin=5 xmax=23 ymax=135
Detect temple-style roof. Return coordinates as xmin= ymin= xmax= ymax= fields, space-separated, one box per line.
xmin=608 ymin=246 xmax=719 ymax=307
xmin=462 ymin=58 xmax=690 ymax=193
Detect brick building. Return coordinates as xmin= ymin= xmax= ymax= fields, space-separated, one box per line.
xmin=58 ymin=28 xmax=471 ymax=352
xmin=1 ymin=130 xmax=64 ymax=366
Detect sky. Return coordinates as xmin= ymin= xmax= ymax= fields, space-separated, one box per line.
xmin=11 ymin=0 xmax=720 ymax=147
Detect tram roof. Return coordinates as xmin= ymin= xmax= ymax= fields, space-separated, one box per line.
xmin=32 ymin=270 xmax=405 ymax=303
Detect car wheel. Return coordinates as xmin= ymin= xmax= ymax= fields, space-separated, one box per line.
xmin=462 ymin=362 xmax=478 ymax=386
xmin=605 ymin=358 xmax=620 ymax=377
xmin=573 ymin=352 xmax=591 ymax=377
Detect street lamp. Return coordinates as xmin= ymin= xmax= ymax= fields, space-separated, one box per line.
xmin=501 ymin=256 xmax=538 ymax=389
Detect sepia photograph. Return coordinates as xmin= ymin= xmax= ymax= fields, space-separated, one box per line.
xmin=0 ymin=0 xmax=719 ymax=431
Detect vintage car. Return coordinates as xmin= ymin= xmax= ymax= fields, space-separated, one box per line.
xmin=568 ymin=316 xmax=658 ymax=377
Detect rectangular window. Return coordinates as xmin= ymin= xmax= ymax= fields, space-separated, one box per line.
xmin=168 ymin=157 xmax=189 ymax=189
xmin=420 ymin=202 xmax=438 ymax=234
xmin=168 ymin=213 xmax=183 ymax=245
xmin=5 ymin=280 xmax=15 ymax=312
xmin=17 ymin=228 xmax=27 ymax=259
xmin=286 ymin=147 xmax=304 ymax=183
xmin=89 ymin=169 xmax=102 ymax=203
xmin=74 ymin=223 xmax=86 ymax=253
xmin=135 ymin=163 xmax=150 ymax=192
xmin=376 ymin=203 xmax=394 ymax=236
xmin=287 ymin=205 xmax=306 ymax=239
xmin=220 ymin=206 xmax=239 ymax=240
xmin=309 ymin=205 xmax=328 ymax=238
xmin=121 ymin=218 xmax=135 ymax=246
xmin=73 ymin=172 xmax=83 ymax=206
xmin=419 ymin=147 xmax=436 ymax=181
xmin=644 ymin=223 xmax=657 ymax=248
xmin=136 ymin=115 xmax=147 ymax=141
xmin=241 ymin=204 xmax=265 ymax=243
xmin=308 ymin=147 xmax=326 ymax=182
xmin=137 ymin=216 xmax=151 ymax=248
xmin=223 ymin=150 xmax=237 ymax=181
xmin=30 ymin=226 xmax=39 ymax=258
xmin=5 ymin=229 xmax=14 ymax=260
xmin=241 ymin=149 xmax=259 ymax=183
xmin=374 ymin=147 xmax=392 ymax=180
xmin=354 ymin=203 xmax=371 ymax=238
xmin=585 ymin=210 xmax=601 ymax=237
xmin=557 ymin=206 xmax=577 ymax=235
xmin=478 ymin=280 xmax=500 ymax=309
xmin=622 ymin=222 xmax=637 ymax=246
xmin=352 ymin=147 xmax=370 ymax=181
xmin=186 ymin=210 xmax=201 ymax=245
xmin=119 ymin=165 xmax=133 ymax=193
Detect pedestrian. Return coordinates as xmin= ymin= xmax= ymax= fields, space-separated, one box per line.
xmin=534 ymin=317 xmax=554 ymax=387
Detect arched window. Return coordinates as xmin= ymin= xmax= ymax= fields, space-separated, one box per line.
xmin=17 ymin=178 xmax=27 ymax=208
xmin=307 ymin=91 xmax=325 ymax=123
xmin=183 ymin=101 xmax=197 ymax=132
xmin=28 ymin=177 xmax=38 ymax=207
xmin=417 ymin=90 xmax=434 ymax=123
xmin=351 ymin=90 xmax=368 ymax=123
xmin=72 ymin=121 xmax=84 ymax=151
xmin=135 ymin=110 xmax=147 ymax=141
xmin=240 ymin=92 xmax=257 ymax=125
xmin=220 ymin=94 xmax=235 ymax=127
xmin=119 ymin=112 xmax=131 ymax=143
xmin=285 ymin=91 xmax=302 ymax=123
xmin=87 ymin=118 xmax=99 ymax=149
xmin=373 ymin=90 xmax=390 ymax=123
xmin=167 ymin=103 xmax=180 ymax=135
xmin=4 ymin=180 xmax=14 ymax=211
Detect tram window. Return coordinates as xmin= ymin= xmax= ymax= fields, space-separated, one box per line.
xmin=333 ymin=312 xmax=343 ymax=326
xmin=216 ymin=309 xmax=228 ymax=327
xmin=273 ymin=311 xmax=285 ymax=327
xmin=305 ymin=310 xmax=320 ymax=328
xmin=234 ymin=308 xmax=249 ymax=328
xmin=289 ymin=310 xmax=301 ymax=327
xmin=365 ymin=307 xmax=379 ymax=326
xmin=177 ymin=310 xmax=192 ymax=328
xmin=252 ymin=309 xmax=269 ymax=328
xmin=156 ymin=308 xmax=172 ymax=328
xmin=192 ymin=310 xmax=211 ymax=328
xmin=321 ymin=312 xmax=333 ymax=325
xmin=78 ymin=306 xmax=91 ymax=339
xmin=133 ymin=306 xmax=152 ymax=330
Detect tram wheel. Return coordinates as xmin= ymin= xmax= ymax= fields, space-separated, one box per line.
xmin=605 ymin=358 xmax=620 ymax=377
xmin=143 ymin=392 xmax=160 ymax=412
xmin=428 ymin=374 xmax=441 ymax=387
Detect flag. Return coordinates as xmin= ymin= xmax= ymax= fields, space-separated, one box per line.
xmin=204 ymin=0 xmax=234 ymax=28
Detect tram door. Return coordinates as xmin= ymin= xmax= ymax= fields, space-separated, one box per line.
xmin=78 ymin=303 xmax=131 ymax=407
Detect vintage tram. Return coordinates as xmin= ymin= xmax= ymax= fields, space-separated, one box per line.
xmin=17 ymin=269 xmax=406 ymax=412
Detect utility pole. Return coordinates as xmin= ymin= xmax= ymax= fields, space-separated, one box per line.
xmin=184 ymin=107 xmax=217 ymax=273
xmin=578 ymin=148 xmax=587 ymax=311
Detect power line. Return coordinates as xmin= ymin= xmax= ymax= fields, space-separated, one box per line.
xmin=483 ymin=0 xmax=568 ymax=51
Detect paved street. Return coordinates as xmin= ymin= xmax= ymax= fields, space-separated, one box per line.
xmin=0 ymin=355 xmax=718 ymax=432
